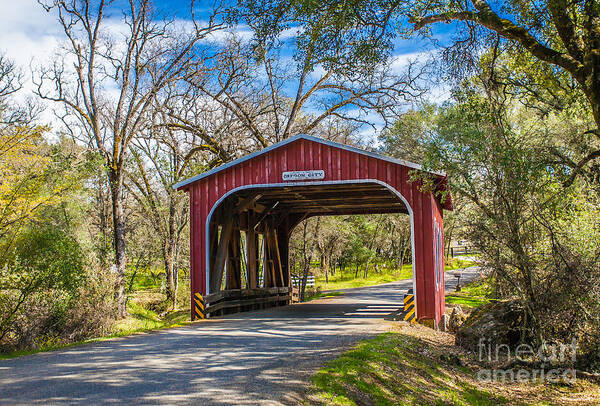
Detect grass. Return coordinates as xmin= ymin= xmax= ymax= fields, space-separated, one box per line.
xmin=0 ymin=301 xmax=193 ymax=361
xmin=445 ymin=279 xmax=491 ymax=309
xmin=113 ymin=301 xmax=191 ymax=334
xmin=309 ymin=327 xmax=507 ymax=405
xmin=307 ymin=323 xmax=600 ymax=405
xmin=305 ymin=291 xmax=344 ymax=302
xmin=315 ymin=257 xmax=476 ymax=291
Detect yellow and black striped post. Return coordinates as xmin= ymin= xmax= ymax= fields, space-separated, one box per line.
xmin=402 ymin=291 xmax=416 ymax=322
xmin=193 ymin=293 xmax=207 ymax=320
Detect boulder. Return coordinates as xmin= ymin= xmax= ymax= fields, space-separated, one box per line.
xmin=448 ymin=306 xmax=467 ymax=333
xmin=456 ymin=299 xmax=527 ymax=352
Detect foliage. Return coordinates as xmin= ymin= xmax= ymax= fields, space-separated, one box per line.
xmin=384 ymin=62 xmax=600 ymax=363
xmin=0 ymin=124 xmax=54 ymax=243
xmin=0 ymin=225 xmax=113 ymax=351
xmin=240 ymin=0 xmax=400 ymax=72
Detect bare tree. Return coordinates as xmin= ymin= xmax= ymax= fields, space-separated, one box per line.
xmin=164 ymin=28 xmax=426 ymax=157
xmin=35 ymin=0 xmax=223 ymax=317
xmin=126 ymin=91 xmax=225 ymax=310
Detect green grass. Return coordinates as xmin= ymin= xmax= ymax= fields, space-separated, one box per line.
xmin=113 ymin=301 xmax=191 ymax=334
xmin=445 ymin=279 xmax=491 ymax=309
xmin=305 ymin=291 xmax=344 ymax=302
xmin=315 ymin=258 xmax=476 ymax=291
xmin=309 ymin=330 xmax=507 ymax=405
xmin=445 ymin=257 xmax=478 ymax=271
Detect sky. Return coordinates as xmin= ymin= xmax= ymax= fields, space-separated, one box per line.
xmin=0 ymin=0 xmax=457 ymax=142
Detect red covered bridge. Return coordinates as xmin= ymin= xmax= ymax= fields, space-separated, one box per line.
xmin=175 ymin=134 xmax=452 ymax=328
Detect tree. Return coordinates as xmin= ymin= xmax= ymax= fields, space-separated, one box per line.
xmin=0 ymin=55 xmax=80 ymax=260
xmin=272 ymin=0 xmax=600 ymax=180
xmin=407 ymin=0 xmax=600 ymax=178
xmin=169 ymin=3 xmax=425 ymax=157
xmin=384 ymin=67 xmax=600 ymax=354
xmin=126 ymin=102 xmax=208 ymax=310
xmin=35 ymin=0 xmax=223 ymax=317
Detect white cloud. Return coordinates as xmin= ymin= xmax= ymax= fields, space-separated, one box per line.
xmin=205 ymin=24 xmax=254 ymax=45
xmin=0 ymin=1 xmax=62 ymax=68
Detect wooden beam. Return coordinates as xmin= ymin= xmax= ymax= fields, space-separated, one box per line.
xmin=253 ymin=201 xmax=280 ymax=230
xmin=226 ymin=228 xmax=242 ymax=290
xmin=272 ymin=229 xmax=285 ymax=287
xmin=236 ymin=193 xmax=263 ymax=212
xmin=210 ymin=210 xmax=235 ymax=293
xmin=246 ymin=228 xmax=258 ymax=289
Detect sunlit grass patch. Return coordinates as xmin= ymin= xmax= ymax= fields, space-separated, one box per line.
xmin=113 ymin=301 xmax=190 ymax=334
xmin=315 ymin=258 xmax=477 ymax=291
xmin=305 ymin=291 xmax=344 ymax=302
xmin=309 ymin=330 xmax=506 ymax=405
xmin=446 ymin=279 xmax=491 ymax=309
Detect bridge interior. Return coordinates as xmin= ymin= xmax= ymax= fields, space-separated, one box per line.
xmin=204 ymin=182 xmax=411 ymax=316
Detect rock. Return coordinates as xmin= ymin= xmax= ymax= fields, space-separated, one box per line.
xmin=449 ymin=306 xmax=467 ymax=333
xmin=440 ymin=353 xmax=464 ymax=367
xmin=456 ymin=299 xmax=527 ymax=352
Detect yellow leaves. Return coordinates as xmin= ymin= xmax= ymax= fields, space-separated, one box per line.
xmin=0 ymin=124 xmax=56 ymax=239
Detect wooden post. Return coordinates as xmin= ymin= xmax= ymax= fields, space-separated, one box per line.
xmin=208 ymin=220 xmax=218 ymax=288
xmin=246 ymin=211 xmax=258 ymax=289
xmin=272 ymin=229 xmax=284 ymax=287
xmin=263 ymin=227 xmax=274 ymax=287
xmin=210 ymin=209 xmax=234 ymax=293
xmin=277 ymin=224 xmax=290 ymax=288
xmin=226 ymin=228 xmax=242 ymax=290
xmin=246 ymin=231 xmax=258 ymax=289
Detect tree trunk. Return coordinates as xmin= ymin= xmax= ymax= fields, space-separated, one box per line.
xmin=109 ymin=168 xmax=127 ymax=319
xmin=300 ymin=254 xmax=312 ymax=301
xmin=164 ymin=196 xmax=179 ymax=311
xmin=164 ymin=247 xmax=176 ymax=310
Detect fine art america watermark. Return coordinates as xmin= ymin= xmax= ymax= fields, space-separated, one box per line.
xmin=476 ymin=338 xmax=578 ymax=384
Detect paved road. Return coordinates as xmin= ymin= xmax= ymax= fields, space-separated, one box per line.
xmin=0 ymin=267 xmax=479 ymax=405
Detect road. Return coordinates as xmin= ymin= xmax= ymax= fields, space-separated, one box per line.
xmin=0 ymin=267 xmax=478 ymax=405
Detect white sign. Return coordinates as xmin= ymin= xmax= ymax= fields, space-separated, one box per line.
xmin=282 ymin=170 xmax=325 ymax=181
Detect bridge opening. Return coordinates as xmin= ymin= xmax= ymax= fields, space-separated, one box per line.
xmin=288 ymin=212 xmax=412 ymax=302
xmin=203 ymin=182 xmax=414 ymax=317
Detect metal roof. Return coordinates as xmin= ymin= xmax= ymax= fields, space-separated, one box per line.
xmin=174 ymin=134 xmax=445 ymax=190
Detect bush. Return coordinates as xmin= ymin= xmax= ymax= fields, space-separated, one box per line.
xmin=0 ymin=226 xmax=114 ymax=353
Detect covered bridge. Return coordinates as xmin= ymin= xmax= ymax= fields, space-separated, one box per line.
xmin=174 ymin=134 xmax=452 ymax=327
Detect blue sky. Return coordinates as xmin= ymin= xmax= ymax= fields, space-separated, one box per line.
xmin=0 ymin=1 xmax=459 ymax=140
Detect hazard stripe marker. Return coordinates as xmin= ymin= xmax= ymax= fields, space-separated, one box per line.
xmin=193 ymin=293 xmax=207 ymax=320
xmin=402 ymin=291 xmax=416 ymax=322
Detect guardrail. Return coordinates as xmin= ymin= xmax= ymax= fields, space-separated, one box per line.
xmin=450 ymin=246 xmax=478 ymax=257
xmin=291 ymin=275 xmax=315 ymax=287
xmin=203 ymin=287 xmax=291 ymax=317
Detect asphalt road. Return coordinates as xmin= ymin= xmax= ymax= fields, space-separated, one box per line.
xmin=0 ymin=267 xmax=479 ymax=405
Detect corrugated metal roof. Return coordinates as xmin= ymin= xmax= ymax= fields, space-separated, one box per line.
xmin=173 ymin=134 xmax=445 ymax=190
